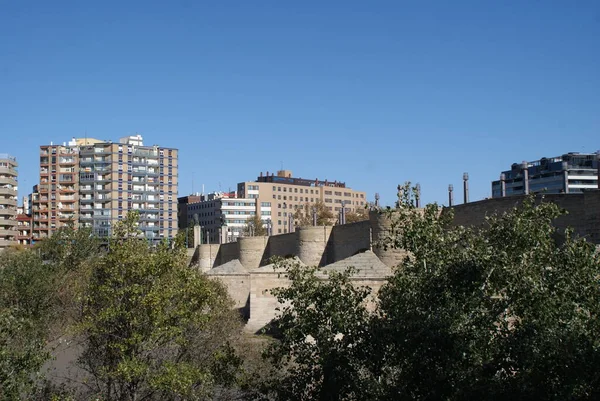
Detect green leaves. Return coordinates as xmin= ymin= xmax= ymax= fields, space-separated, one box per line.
xmin=374 ymin=191 xmax=600 ymax=400
xmin=75 ymin=211 xmax=243 ymax=400
xmin=264 ymin=260 xmax=376 ymax=401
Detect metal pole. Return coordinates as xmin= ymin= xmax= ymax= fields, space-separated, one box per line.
xmin=463 ymin=173 xmax=469 ymax=204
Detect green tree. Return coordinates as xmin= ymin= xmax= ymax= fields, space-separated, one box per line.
xmin=243 ymin=213 xmax=267 ymax=236
xmin=293 ymin=201 xmax=334 ymax=227
xmin=372 ymin=184 xmax=600 ymax=400
xmin=0 ymin=249 xmax=55 ymax=400
xmin=73 ymin=211 xmax=243 ymax=400
xmin=345 ymin=208 xmax=369 ymax=224
xmin=261 ymin=259 xmax=376 ymax=401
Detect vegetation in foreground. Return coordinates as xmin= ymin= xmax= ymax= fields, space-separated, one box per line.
xmin=1 ymin=189 xmax=599 ymax=400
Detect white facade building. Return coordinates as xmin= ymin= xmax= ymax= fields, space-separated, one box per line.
xmin=186 ymin=192 xmax=272 ymax=243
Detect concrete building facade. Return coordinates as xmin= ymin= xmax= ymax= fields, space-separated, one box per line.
xmin=16 ymin=213 xmax=33 ymax=246
xmin=0 ymin=154 xmax=18 ymax=249
xmin=492 ymin=152 xmax=599 ymax=198
xmin=184 ymin=192 xmax=272 ymax=244
xmin=33 ymin=135 xmax=178 ymax=242
xmin=237 ymin=170 xmax=367 ymax=235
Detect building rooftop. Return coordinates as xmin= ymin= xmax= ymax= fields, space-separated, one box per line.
xmin=255 ymin=169 xmax=348 ymax=188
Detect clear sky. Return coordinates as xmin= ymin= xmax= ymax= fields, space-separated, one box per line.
xmin=1 ymin=0 xmax=598 ymax=206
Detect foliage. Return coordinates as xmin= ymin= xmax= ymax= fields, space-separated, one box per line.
xmin=261 ymin=259 xmax=376 ymax=401
xmin=243 ymin=213 xmax=268 ymax=236
xmin=0 ymin=249 xmax=54 ymax=400
xmin=73 ymin=211 xmax=243 ymax=400
xmin=372 ymin=183 xmax=600 ymax=400
xmin=293 ymin=201 xmax=335 ymax=227
xmin=345 ymin=207 xmax=369 ymax=224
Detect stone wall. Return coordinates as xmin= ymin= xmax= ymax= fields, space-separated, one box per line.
xmin=449 ymin=192 xmax=599 ymax=243
xmin=330 ymin=220 xmax=371 ymax=262
xmin=267 ymin=232 xmax=297 ymax=260
xmin=246 ymin=269 xmax=290 ymax=333
xmin=209 ymin=274 xmax=251 ymax=315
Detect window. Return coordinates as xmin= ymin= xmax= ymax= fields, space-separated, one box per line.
xmin=261 ymin=202 xmax=271 ymax=207
xmin=325 ymin=190 xmax=332 ymax=195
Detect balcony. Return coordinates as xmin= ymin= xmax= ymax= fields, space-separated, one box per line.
xmin=0 ymin=239 xmax=17 ymax=247
xmin=0 ymin=219 xmax=18 ymax=226
xmin=0 ymin=166 xmax=17 ymax=176
xmin=0 ymin=228 xmax=16 ymax=237
xmin=0 ymin=187 xmax=17 ymax=196
xmin=0 ymin=198 xmax=17 ymax=207
xmin=0 ymin=177 xmax=17 ymax=186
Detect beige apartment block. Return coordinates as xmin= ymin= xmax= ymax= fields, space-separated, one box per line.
xmin=0 ymin=154 xmax=18 ymax=249
xmin=33 ymin=135 xmax=178 ymax=242
xmin=237 ymin=170 xmax=367 ymax=235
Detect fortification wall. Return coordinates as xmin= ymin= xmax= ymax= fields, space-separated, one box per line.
xmin=449 ymin=192 xmax=598 ymax=242
xmin=197 ymin=244 xmax=220 ymax=272
xmin=238 ymin=236 xmax=269 ymax=269
xmin=330 ymin=220 xmax=371 ymax=262
xmin=296 ymin=226 xmax=333 ymax=267
xmin=209 ymin=274 xmax=251 ymax=313
xmin=369 ymin=211 xmax=408 ymax=268
xmin=267 ymin=232 xmax=297 ymax=261
xmin=246 ymin=269 xmax=290 ymax=333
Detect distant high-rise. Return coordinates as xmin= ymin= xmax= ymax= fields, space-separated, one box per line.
xmin=0 ymin=154 xmax=18 ymax=249
xmin=32 ymin=135 xmax=178 ymax=242
xmin=492 ymin=152 xmax=599 ymax=198
xmin=237 ymin=170 xmax=367 ymax=235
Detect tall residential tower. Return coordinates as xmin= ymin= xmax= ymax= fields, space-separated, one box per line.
xmin=32 ymin=135 xmax=178 ymax=242
xmin=0 ymin=154 xmax=18 ymax=249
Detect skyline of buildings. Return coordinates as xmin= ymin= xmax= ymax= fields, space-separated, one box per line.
xmin=2 ymin=143 xmax=600 ymax=250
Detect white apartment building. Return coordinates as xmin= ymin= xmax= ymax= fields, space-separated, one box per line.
xmin=185 ymin=192 xmax=272 ymax=243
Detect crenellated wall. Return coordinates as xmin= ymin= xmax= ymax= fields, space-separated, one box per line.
xmin=200 ymin=192 xmax=600 ymax=333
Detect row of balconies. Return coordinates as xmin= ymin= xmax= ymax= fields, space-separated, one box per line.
xmin=0 ymin=187 xmax=17 ymax=196
xmin=0 ymin=176 xmax=17 ymax=186
xmin=0 ymin=166 xmax=17 ymax=176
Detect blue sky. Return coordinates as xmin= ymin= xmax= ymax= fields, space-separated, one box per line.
xmin=1 ymin=0 xmax=598 ymax=206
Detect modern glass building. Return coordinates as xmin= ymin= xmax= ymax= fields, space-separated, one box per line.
xmin=492 ymin=152 xmax=599 ymax=198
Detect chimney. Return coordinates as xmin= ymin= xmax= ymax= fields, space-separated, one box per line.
xmin=522 ymin=162 xmax=529 ymax=195
xmin=448 ymin=184 xmax=454 ymax=207
xmin=415 ymin=183 xmax=421 ymax=208
xmin=463 ymin=173 xmax=469 ymax=204
xmin=500 ymin=173 xmax=506 ymax=197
